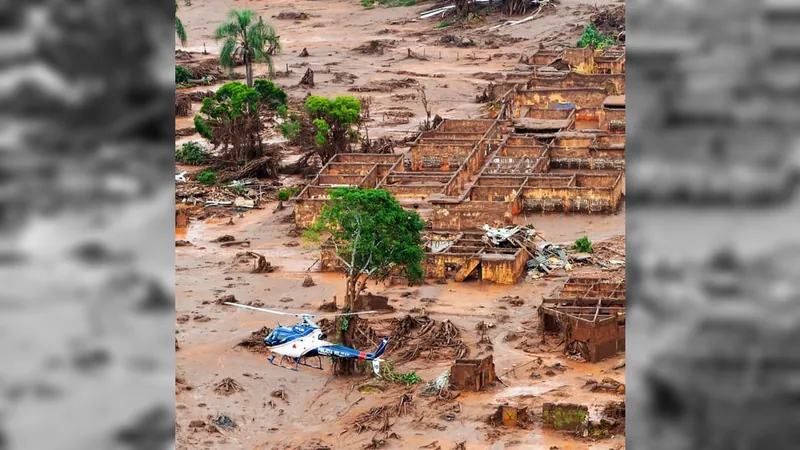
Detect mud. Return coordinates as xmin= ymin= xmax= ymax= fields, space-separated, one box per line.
xmin=175 ymin=0 xmax=625 ymax=449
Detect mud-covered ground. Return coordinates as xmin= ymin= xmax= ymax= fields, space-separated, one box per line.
xmin=176 ymin=1 xmax=625 ymax=449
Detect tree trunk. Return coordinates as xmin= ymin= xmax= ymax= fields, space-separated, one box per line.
xmin=245 ymin=51 xmax=253 ymax=88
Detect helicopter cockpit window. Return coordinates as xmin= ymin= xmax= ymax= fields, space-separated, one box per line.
xmin=265 ymin=329 xmax=292 ymax=345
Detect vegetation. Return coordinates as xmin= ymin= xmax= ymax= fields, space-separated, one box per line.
xmin=194 ymin=80 xmax=287 ymax=162
xmin=281 ymin=95 xmax=362 ymax=163
xmin=305 ymin=188 xmax=424 ymax=310
xmin=306 ymin=188 xmax=423 ymax=375
xmin=175 ymin=0 xmax=187 ymax=46
xmin=277 ymin=187 xmax=300 ymax=208
xmin=435 ymin=20 xmax=453 ymax=29
xmin=362 ymin=0 xmax=416 ymax=8
xmin=175 ymin=66 xmax=193 ymax=84
xmin=215 ymin=9 xmax=281 ymax=87
xmin=175 ymin=141 xmax=210 ymax=165
xmin=376 ymin=362 xmax=422 ymax=386
xmin=572 ymin=235 xmax=594 ymax=253
xmin=576 ymin=24 xmax=617 ymax=50
xmin=197 ymin=169 xmax=217 ymax=186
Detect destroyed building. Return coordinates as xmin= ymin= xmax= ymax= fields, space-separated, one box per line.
xmin=303 ymin=45 xmax=626 ymax=284
xmin=539 ymin=277 xmax=626 ymax=362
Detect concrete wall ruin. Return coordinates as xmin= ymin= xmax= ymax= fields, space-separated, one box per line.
xmin=451 ymin=355 xmax=496 ymax=391
xmin=540 ymin=277 xmax=626 ymax=362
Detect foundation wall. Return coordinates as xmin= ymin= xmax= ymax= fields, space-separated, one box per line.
xmin=520 ymin=186 xmax=619 ymax=213
xmin=527 ymin=73 xmax=625 ymax=94
xmin=549 ymin=147 xmax=626 ymax=171
xmin=294 ymin=199 xmax=326 ymax=228
xmin=543 ymin=403 xmax=589 ymax=431
xmin=601 ymin=108 xmax=626 ymax=133
xmin=410 ymin=144 xmax=475 ymax=171
xmin=480 ymin=251 xmax=528 ymax=285
xmin=382 ymin=184 xmax=443 ymax=199
xmin=430 ymin=201 xmax=511 ymax=230
xmin=516 ymin=88 xmax=609 ymax=110
xmin=424 ymin=253 xmax=472 ymax=279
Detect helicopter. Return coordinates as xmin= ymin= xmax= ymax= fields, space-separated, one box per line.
xmin=225 ymin=303 xmax=390 ymax=375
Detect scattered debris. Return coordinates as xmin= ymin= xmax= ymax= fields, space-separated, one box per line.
xmin=352 ymin=40 xmax=396 ymax=55
xmin=299 ymin=68 xmax=315 ymax=87
xmin=302 ymin=275 xmax=316 ymax=287
xmin=211 ymin=414 xmax=237 ymax=429
xmin=175 ymin=240 xmax=193 ymax=247
xmin=285 ymin=241 xmax=300 ymax=247
xmin=420 ymin=371 xmax=451 ymax=397
xmin=276 ymin=11 xmax=309 ymax=20
xmin=349 ymin=78 xmax=419 ymax=93
xmin=216 ymin=294 xmax=237 ymax=305
xmin=233 ymin=251 xmax=274 ymax=273
xmin=332 ymin=72 xmax=358 ymax=84
xmin=213 ymin=377 xmax=245 ymax=396
xmin=271 ymin=389 xmax=288 ymax=402
xmin=212 ymin=235 xmax=236 ymax=243
xmin=586 ymin=377 xmax=625 ymax=394
xmin=299 ymin=47 xmax=310 ymax=57
xmin=237 ymin=326 xmax=272 ymax=351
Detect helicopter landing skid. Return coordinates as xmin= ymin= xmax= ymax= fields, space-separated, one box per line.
xmin=268 ymin=354 xmax=324 ymax=372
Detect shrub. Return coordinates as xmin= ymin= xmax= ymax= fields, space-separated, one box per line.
xmin=197 ymin=169 xmax=217 ymax=186
xmin=175 ymin=65 xmax=193 ymax=84
xmin=572 ymin=235 xmax=593 ymax=253
xmin=435 ymin=20 xmax=452 ymax=29
xmin=278 ymin=187 xmax=300 ymax=202
xmin=576 ymin=24 xmax=616 ymax=50
xmin=175 ymin=141 xmax=210 ymax=165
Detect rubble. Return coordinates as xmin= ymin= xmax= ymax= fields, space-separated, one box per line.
xmin=302 ymin=275 xmax=315 ymax=287
xmin=233 ymin=251 xmax=274 ymax=273
xmin=542 ymin=403 xmax=588 ymax=432
xmin=275 ymin=11 xmax=309 ymax=20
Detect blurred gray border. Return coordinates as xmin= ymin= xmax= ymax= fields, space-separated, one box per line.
xmin=0 ymin=1 xmax=175 ymax=449
xmin=627 ymin=0 xmax=800 ymax=448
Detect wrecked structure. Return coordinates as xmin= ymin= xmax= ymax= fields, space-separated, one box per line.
xmin=301 ymin=45 xmax=626 ymax=284
xmin=450 ymin=355 xmax=497 ymax=392
xmin=539 ymin=277 xmax=626 ymax=362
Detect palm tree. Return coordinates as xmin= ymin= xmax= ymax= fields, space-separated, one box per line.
xmin=175 ymin=1 xmax=187 ymax=46
xmin=215 ymin=9 xmax=281 ymax=87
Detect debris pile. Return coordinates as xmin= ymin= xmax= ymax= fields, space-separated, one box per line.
xmin=388 ymin=315 xmax=468 ymax=364
xmin=352 ymin=40 xmax=396 ymax=55
xmin=348 ymin=78 xmax=420 ymax=93
xmin=233 ymin=251 xmax=274 ymax=273
xmin=352 ymin=394 xmax=414 ymax=434
xmin=420 ymin=371 xmax=451 ymax=397
xmin=213 ymin=377 xmax=245 ymax=396
xmin=236 ymin=326 xmax=272 ymax=352
xmin=275 ymin=11 xmax=309 ymax=20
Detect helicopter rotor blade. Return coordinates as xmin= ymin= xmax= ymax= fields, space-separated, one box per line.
xmin=224 ymin=302 xmax=305 ymax=317
xmin=315 ymin=311 xmax=381 ymax=318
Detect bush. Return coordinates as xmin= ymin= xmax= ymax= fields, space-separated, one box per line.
xmin=175 ymin=66 xmax=193 ymax=84
xmin=278 ymin=187 xmax=300 ymax=201
xmin=435 ymin=20 xmax=452 ymax=29
xmin=175 ymin=141 xmax=210 ymax=165
xmin=572 ymin=235 xmax=593 ymax=253
xmin=197 ymin=169 xmax=217 ymax=186
xmin=576 ymin=24 xmax=616 ymax=50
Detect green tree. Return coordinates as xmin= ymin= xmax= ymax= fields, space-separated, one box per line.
xmin=306 ymin=188 xmax=424 ymax=375
xmin=175 ymin=0 xmax=187 ymax=46
xmin=306 ymin=188 xmax=424 ymax=310
xmin=194 ymin=80 xmax=287 ymax=162
xmin=306 ymin=95 xmax=361 ymax=161
xmin=215 ymin=9 xmax=281 ymax=87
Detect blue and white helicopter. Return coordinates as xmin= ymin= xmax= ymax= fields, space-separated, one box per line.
xmin=226 ymin=303 xmax=389 ymax=375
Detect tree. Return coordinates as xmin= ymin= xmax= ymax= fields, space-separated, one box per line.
xmin=306 ymin=95 xmax=361 ymax=161
xmin=193 ymin=80 xmax=287 ymax=162
xmin=215 ymin=9 xmax=281 ymax=87
xmin=307 ymin=188 xmax=424 ymax=309
xmin=306 ymin=188 xmax=424 ymax=374
xmin=175 ymin=1 xmax=187 ymax=46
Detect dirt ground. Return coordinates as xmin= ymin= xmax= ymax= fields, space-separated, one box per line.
xmin=176 ymin=1 xmax=625 ymax=449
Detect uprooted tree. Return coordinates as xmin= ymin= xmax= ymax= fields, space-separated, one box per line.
xmin=304 ymin=188 xmax=424 ymax=375
xmin=175 ymin=0 xmax=187 ymax=46
xmin=193 ymin=80 xmax=287 ymax=164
